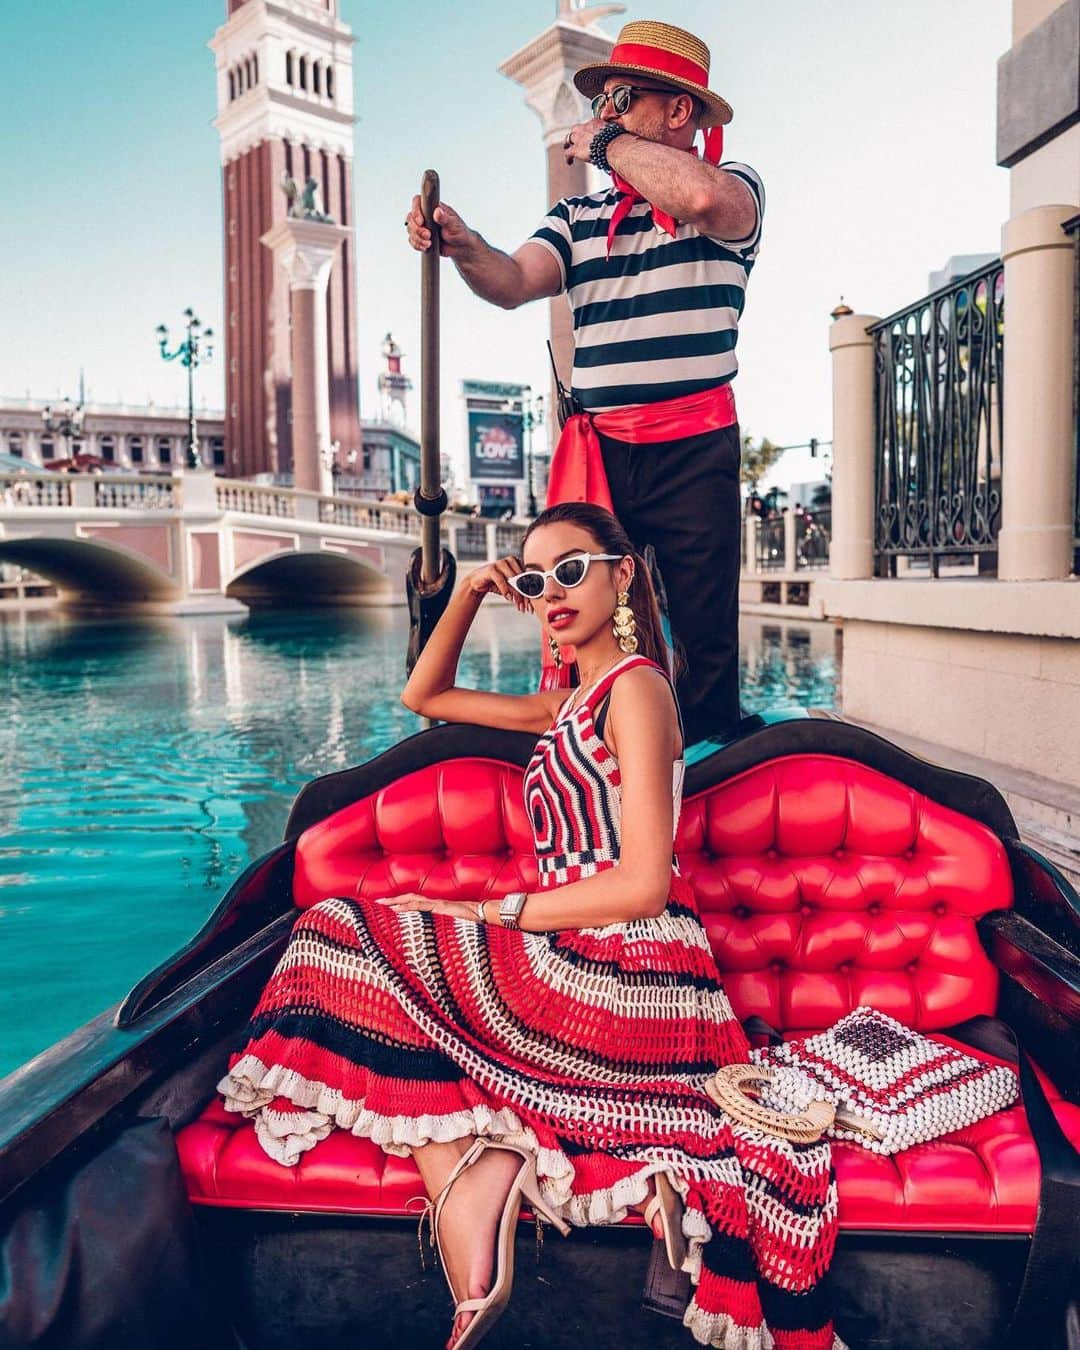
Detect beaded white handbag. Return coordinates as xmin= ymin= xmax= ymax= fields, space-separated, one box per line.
xmin=750 ymin=1006 xmax=1019 ymax=1155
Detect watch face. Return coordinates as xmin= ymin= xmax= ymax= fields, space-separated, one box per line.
xmin=501 ymin=892 xmax=526 ymax=916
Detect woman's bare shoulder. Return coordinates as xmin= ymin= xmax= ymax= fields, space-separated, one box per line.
xmin=605 ymin=664 xmax=680 ymax=754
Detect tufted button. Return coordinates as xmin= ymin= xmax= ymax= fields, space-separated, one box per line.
xmin=906 ymin=961 xmax=918 ymax=973
xmin=838 ymin=960 xmax=854 ymax=974
xmin=765 ymin=848 xmax=779 ymax=861
xmin=733 ymin=905 xmax=750 ymax=919
xmin=867 ymin=902 xmax=883 ymax=916
xmin=799 ymin=903 xmax=814 ymax=917
xmin=833 ymin=848 xmax=845 ymax=859
xmin=904 ymin=848 xmax=916 ymax=860
xmin=933 ymin=901 xmax=947 ymax=916
xmin=769 ymin=959 xmax=785 ymax=974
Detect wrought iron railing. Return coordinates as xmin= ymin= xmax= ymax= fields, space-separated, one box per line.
xmin=495 ymin=522 xmax=527 ymax=555
xmin=455 ymin=521 xmax=490 ymax=560
xmin=755 ymin=515 xmax=785 ymax=571
xmin=1066 ymin=212 xmax=1080 ymax=570
xmin=795 ymin=507 xmax=831 ymax=570
xmin=870 ymin=259 xmax=1004 ymax=572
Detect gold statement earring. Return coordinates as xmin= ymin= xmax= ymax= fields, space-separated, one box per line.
xmin=613 ymin=590 xmax=638 ymax=654
xmin=548 ymin=634 xmax=563 ymax=667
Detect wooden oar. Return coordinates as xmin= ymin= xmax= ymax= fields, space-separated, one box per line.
xmin=418 ymin=169 xmax=443 ymax=585
xmin=405 ymin=170 xmax=457 ymax=674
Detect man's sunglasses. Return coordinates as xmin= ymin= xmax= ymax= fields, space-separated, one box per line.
xmin=590 ymin=84 xmax=676 ymax=119
xmin=508 ymin=552 xmax=624 ymax=600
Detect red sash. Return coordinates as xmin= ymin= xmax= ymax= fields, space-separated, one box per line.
xmin=545 ymin=381 xmax=737 ymax=508
xmin=539 ymin=382 xmax=738 ymax=688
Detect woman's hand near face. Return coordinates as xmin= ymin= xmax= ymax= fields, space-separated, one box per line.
xmin=400 ymin=550 xmax=563 ymax=734
xmin=463 ymin=555 xmax=531 ymax=613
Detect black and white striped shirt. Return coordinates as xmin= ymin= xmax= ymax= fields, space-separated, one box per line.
xmin=530 ymin=161 xmax=765 ymax=413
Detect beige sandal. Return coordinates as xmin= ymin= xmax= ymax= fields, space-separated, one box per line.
xmin=642 ymin=1170 xmax=687 ymax=1272
xmin=431 ymin=1138 xmax=571 ymax=1350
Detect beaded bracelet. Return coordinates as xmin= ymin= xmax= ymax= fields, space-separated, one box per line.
xmin=589 ymin=123 xmax=627 ymax=174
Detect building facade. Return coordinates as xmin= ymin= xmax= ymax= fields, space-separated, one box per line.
xmin=0 ymin=399 xmax=225 ymax=473
xmin=337 ymin=422 xmax=421 ymax=499
xmin=208 ymin=0 xmax=361 ymax=480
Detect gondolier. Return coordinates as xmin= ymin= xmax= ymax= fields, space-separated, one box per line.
xmin=406 ymin=20 xmax=764 ymax=743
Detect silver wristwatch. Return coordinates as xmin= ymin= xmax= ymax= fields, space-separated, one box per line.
xmin=499 ymin=891 xmax=528 ymax=930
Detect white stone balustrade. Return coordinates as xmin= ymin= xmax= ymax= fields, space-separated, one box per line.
xmin=215 ymin=481 xmax=296 ymax=518
xmin=0 ymin=472 xmax=532 ymax=613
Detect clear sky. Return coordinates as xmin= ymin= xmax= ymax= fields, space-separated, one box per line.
xmin=0 ymin=0 xmax=1011 ymax=491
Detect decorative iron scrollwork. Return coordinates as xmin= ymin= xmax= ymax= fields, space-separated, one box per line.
xmin=870 ymin=260 xmax=1004 ymax=572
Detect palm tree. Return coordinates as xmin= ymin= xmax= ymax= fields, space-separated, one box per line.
xmin=740 ymin=433 xmax=785 ymax=495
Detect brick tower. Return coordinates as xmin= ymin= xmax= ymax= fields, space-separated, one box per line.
xmin=209 ymin=0 xmax=361 ymax=479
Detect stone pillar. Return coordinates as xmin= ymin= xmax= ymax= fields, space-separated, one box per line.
xmin=828 ymin=312 xmax=881 ymax=580
xmin=744 ymin=515 xmax=758 ymax=576
xmin=499 ymin=7 xmax=619 ymax=434
xmin=997 ymin=204 xmax=1079 ymax=580
xmin=783 ymin=508 xmax=797 ymax=572
xmin=260 ymin=219 xmax=351 ymax=495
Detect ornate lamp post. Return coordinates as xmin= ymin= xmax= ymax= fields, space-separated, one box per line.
xmin=156 ymin=308 xmax=214 ymax=470
xmin=41 ymin=395 xmax=86 ymax=466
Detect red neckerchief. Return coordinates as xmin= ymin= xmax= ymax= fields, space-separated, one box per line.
xmin=606 ymin=125 xmax=724 ymax=258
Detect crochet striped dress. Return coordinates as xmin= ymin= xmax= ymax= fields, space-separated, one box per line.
xmin=219 ymin=654 xmax=843 ymax=1350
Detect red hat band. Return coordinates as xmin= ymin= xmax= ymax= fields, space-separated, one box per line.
xmin=608 ymin=42 xmax=709 ymax=90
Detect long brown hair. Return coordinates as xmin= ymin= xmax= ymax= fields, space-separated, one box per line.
xmin=521 ymin=502 xmax=681 ymax=679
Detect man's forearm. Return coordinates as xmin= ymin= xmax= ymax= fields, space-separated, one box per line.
xmin=453 ymin=233 xmax=527 ymax=310
xmin=604 ymin=135 xmax=753 ymax=238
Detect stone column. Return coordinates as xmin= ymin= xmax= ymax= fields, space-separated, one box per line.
xmin=783 ymin=508 xmax=797 ymax=572
xmin=260 ymin=219 xmax=350 ymax=495
xmin=499 ymin=8 xmax=618 ymax=435
xmin=997 ymin=204 xmax=1079 ymax=580
xmin=744 ymin=515 xmax=758 ymax=576
xmin=828 ymin=311 xmax=881 ymax=580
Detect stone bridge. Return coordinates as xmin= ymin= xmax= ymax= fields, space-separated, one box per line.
xmin=0 ymin=471 xmax=526 ymax=614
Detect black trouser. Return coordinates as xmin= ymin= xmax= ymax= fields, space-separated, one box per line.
xmin=597 ymin=421 xmax=741 ymax=744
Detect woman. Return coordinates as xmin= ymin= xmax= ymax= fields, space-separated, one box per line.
xmin=219 ymin=503 xmax=843 ymax=1350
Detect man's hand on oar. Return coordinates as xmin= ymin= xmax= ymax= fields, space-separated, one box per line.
xmin=405 ymin=195 xmax=473 ymax=258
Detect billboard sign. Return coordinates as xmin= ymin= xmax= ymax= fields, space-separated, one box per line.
xmin=467 ymin=408 xmax=524 ymax=483
xmin=477 ymin=484 xmax=517 ymax=518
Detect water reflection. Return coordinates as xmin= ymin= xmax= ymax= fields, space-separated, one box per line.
xmin=0 ymin=606 xmax=837 ymax=1075
xmin=739 ymin=617 xmax=841 ymax=714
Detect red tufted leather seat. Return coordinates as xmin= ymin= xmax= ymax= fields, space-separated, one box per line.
xmin=177 ymin=754 xmax=1080 ymax=1233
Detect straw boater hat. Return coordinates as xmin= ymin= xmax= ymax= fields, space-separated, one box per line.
xmin=574 ymin=20 xmax=733 ymax=128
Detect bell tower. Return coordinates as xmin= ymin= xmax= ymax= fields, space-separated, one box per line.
xmin=209 ymin=0 xmax=360 ymax=479
xmin=499 ymin=1 xmax=621 ymax=434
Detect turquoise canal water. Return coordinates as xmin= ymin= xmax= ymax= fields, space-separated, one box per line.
xmin=0 ymin=607 xmax=838 ymax=1077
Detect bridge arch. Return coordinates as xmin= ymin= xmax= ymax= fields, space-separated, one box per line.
xmin=226 ymin=547 xmax=393 ymax=606
xmin=0 ymin=535 xmax=178 ymax=606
